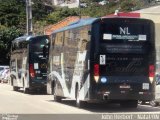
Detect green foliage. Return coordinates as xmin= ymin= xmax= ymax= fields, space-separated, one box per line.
xmin=120 ymin=0 xmax=138 ymax=12
xmin=0 ymin=26 xmax=22 ymax=45
xmin=32 ymin=0 xmax=54 ymax=21
xmin=46 ymin=7 xmax=78 ymax=24
xmin=72 ymin=0 xmax=142 ymax=18
xmin=0 ymin=0 xmax=152 ymax=64
xmin=0 ymin=0 xmax=54 ymax=29
xmin=0 ymin=0 xmax=26 ymax=28
xmin=0 ymin=0 xmax=54 ymax=64
xmin=33 ymin=20 xmax=47 ymax=35
xmin=0 ymin=25 xmax=22 ymax=64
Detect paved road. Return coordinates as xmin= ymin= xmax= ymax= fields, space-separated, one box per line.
xmin=0 ymin=84 xmax=91 ymax=114
xmin=0 ymin=84 xmax=160 ymax=114
xmin=136 ymin=5 xmax=160 ymax=13
xmin=1 ymin=84 xmax=160 ymax=120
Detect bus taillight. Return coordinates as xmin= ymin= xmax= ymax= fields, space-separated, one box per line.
xmin=94 ymin=64 xmax=99 ymax=82
xmin=149 ymin=65 xmax=155 ymax=77
xmin=29 ymin=64 xmax=35 ymax=78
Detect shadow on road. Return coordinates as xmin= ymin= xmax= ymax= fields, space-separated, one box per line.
xmin=15 ymin=89 xmax=48 ymax=95
xmin=46 ymin=99 xmax=160 ymax=113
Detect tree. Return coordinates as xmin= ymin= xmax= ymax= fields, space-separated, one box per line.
xmin=0 ymin=0 xmax=26 ymax=28
xmin=32 ymin=0 xmax=54 ymax=21
xmin=0 ymin=0 xmax=54 ymax=64
xmin=0 ymin=25 xmax=22 ymax=64
xmin=0 ymin=0 xmax=153 ymax=64
xmin=46 ymin=7 xmax=78 ymax=24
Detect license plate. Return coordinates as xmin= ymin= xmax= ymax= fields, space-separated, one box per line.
xmin=120 ymin=85 xmax=130 ymax=89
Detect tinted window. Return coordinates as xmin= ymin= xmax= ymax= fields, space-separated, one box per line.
xmin=30 ymin=36 xmax=49 ymax=53
xmin=100 ymin=19 xmax=150 ymax=42
xmin=95 ymin=19 xmax=153 ymax=54
xmin=29 ymin=36 xmax=49 ymax=63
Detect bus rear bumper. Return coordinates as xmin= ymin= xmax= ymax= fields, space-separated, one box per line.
xmin=90 ymin=91 xmax=154 ymax=102
xmin=29 ymin=82 xmax=47 ymax=91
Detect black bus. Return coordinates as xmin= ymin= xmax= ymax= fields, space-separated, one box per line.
xmin=47 ymin=16 xmax=155 ymax=108
xmin=10 ymin=35 xmax=49 ymax=93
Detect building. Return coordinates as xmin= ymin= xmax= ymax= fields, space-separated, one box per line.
xmin=52 ymin=0 xmax=79 ymax=8
xmin=44 ymin=16 xmax=79 ymax=35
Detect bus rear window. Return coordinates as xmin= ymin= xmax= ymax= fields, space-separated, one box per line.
xmin=100 ymin=19 xmax=150 ymax=42
xmin=30 ymin=36 xmax=49 ymax=53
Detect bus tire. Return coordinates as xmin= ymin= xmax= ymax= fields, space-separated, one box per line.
xmin=13 ymin=86 xmax=19 ymax=91
xmin=53 ymin=82 xmax=62 ymax=102
xmin=51 ymin=81 xmax=55 ymax=94
xmin=11 ymin=78 xmax=14 ymax=86
xmin=75 ymin=84 xmax=84 ymax=108
xmin=120 ymin=100 xmax=138 ymax=108
xmin=23 ymin=79 xmax=29 ymax=94
xmin=23 ymin=88 xmax=29 ymax=94
xmin=12 ymin=78 xmax=19 ymax=91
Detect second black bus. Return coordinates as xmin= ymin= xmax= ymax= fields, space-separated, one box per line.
xmin=10 ymin=35 xmax=49 ymax=93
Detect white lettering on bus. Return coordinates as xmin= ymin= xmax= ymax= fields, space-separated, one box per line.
xmin=120 ymin=27 xmax=130 ymax=35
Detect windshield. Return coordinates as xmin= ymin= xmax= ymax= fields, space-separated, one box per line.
xmin=29 ymin=36 xmax=49 ymax=80
xmin=97 ymin=18 xmax=153 ymax=54
xmin=100 ymin=18 xmax=150 ymax=42
xmin=29 ymin=36 xmax=49 ymax=61
xmin=92 ymin=18 xmax=154 ymax=76
xmin=30 ymin=36 xmax=49 ymax=53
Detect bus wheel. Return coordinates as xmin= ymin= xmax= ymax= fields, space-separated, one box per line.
xmin=150 ymin=100 xmax=159 ymax=107
xmin=11 ymin=78 xmax=14 ymax=86
xmin=75 ymin=85 xmax=84 ymax=108
xmin=53 ymin=82 xmax=62 ymax=102
xmin=13 ymin=86 xmax=19 ymax=91
xmin=120 ymin=100 xmax=138 ymax=108
xmin=23 ymin=88 xmax=29 ymax=94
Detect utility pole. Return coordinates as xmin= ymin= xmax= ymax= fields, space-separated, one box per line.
xmin=78 ymin=0 xmax=81 ymax=19
xmin=26 ymin=0 xmax=33 ymax=35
